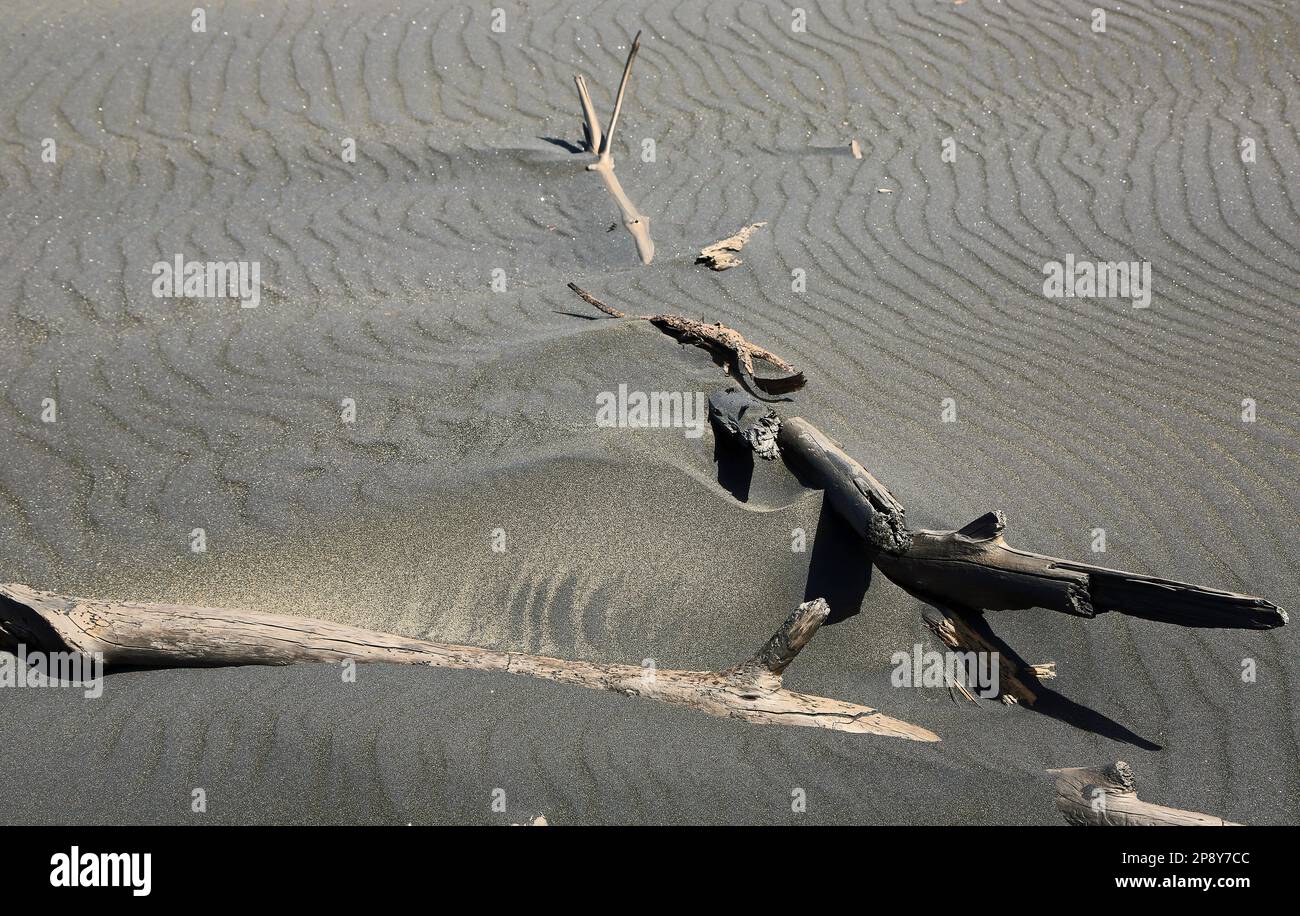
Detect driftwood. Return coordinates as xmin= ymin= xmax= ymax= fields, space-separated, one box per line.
xmin=0 ymin=585 xmax=938 ymax=741
xmin=572 ymin=31 xmax=654 ymax=264
xmin=710 ymin=389 xmax=1286 ymax=630
xmin=696 ymin=222 xmax=767 ymax=271
xmin=708 ymin=389 xmax=1286 ymax=706
xmin=1051 ymin=762 xmax=1241 ymax=826
xmin=568 ymin=284 xmax=805 ymax=401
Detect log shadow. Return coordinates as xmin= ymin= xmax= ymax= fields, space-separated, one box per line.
xmin=0 ymin=592 xmax=65 ymax=652
xmin=804 ymin=500 xmax=872 ymax=625
xmin=712 ymin=430 xmax=753 ymax=502
xmin=539 ymin=136 xmax=585 ymax=154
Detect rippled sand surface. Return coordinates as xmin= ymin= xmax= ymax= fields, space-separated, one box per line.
xmin=1 ymin=0 xmax=1296 ymax=824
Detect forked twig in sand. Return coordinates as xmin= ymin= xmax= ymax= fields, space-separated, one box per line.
xmin=1051 ymin=762 xmax=1241 ymax=826
xmin=568 ymin=282 xmax=806 ymax=401
xmin=708 ymin=388 xmax=1287 ymax=711
xmin=572 ymin=32 xmax=654 ymax=264
xmin=0 ymin=585 xmax=937 ymax=741
xmin=697 ymin=222 xmax=767 ymax=271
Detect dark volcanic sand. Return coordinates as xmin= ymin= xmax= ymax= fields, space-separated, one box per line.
xmin=1 ymin=0 xmax=1297 ymax=824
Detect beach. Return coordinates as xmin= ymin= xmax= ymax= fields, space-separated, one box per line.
xmin=0 ymin=0 xmax=1297 ymax=824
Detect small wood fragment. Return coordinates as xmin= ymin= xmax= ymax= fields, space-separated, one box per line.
xmin=696 ymin=222 xmax=767 ymax=271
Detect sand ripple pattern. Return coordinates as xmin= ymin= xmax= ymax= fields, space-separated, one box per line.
xmin=0 ymin=0 xmax=1297 ymax=823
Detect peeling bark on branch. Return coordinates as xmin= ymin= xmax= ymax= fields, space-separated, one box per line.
xmin=1051 ymin=762 xmax=1241 ymax=826
xmin=569 ymin=284 xmax=806 ymax=402
xmin=0 ymin=585 xmax=938 ymax=742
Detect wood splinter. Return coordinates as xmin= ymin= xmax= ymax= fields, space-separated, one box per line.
xmin=0 ymin=585 xmax=938 ymax=742
xmin=568 ymin=283 xmax=806 ymax=402
xmin=1051 ymin=761 xmax=1241 ymax=826
xmin=696 ymin=222 xmax=767 ymax=271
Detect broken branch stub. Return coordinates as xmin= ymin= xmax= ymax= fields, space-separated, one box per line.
xmin=0 ymin=584 xmax=938 ymax=742
xmin=735 ymin=598 xmax=826 ymax=678
xmin=1051 ymin=762 xmax=1241 ymax=826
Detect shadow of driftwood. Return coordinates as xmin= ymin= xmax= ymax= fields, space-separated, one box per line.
xmin=712 ymin=429 xmax=754 ymax=503
xmin=804 ymin=500 xmax=872 ymax=625
xmin=539 ymin=135 xmax=585 ymax=154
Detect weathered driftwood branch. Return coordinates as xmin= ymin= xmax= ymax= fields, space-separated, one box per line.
xmin=708 ymin=389 xmax=1287 ymax=632
xmin=879 ymin=510 xmax=1285 ymax=630
xmin=596 ymin=31 xmax=640 ymax=169
xmin=1051 ymin=762 xmax=1241 ymax=825
xmin=0 ymin=585 xmax=938 ymax=741
xmin=776 ymin=410 xmax=910 ymax=553
xmin=572 ymin=32 xmax=654 ymax=264
xmin=568 ymin=284 xmax=806 ymax=401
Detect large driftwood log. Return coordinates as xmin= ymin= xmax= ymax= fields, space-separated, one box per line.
xmin=1051 ymin=762 xmax=1241 ymax=826
xmin=708 ymin=389 xmax=1287 ymax=632
xmin=878 ymin=510 xmax=1286 ymax=630
xmin=777 ymin=411 xmax=910 ymax=553
xmin=0 ymin=584 xmax=938 ymax=742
